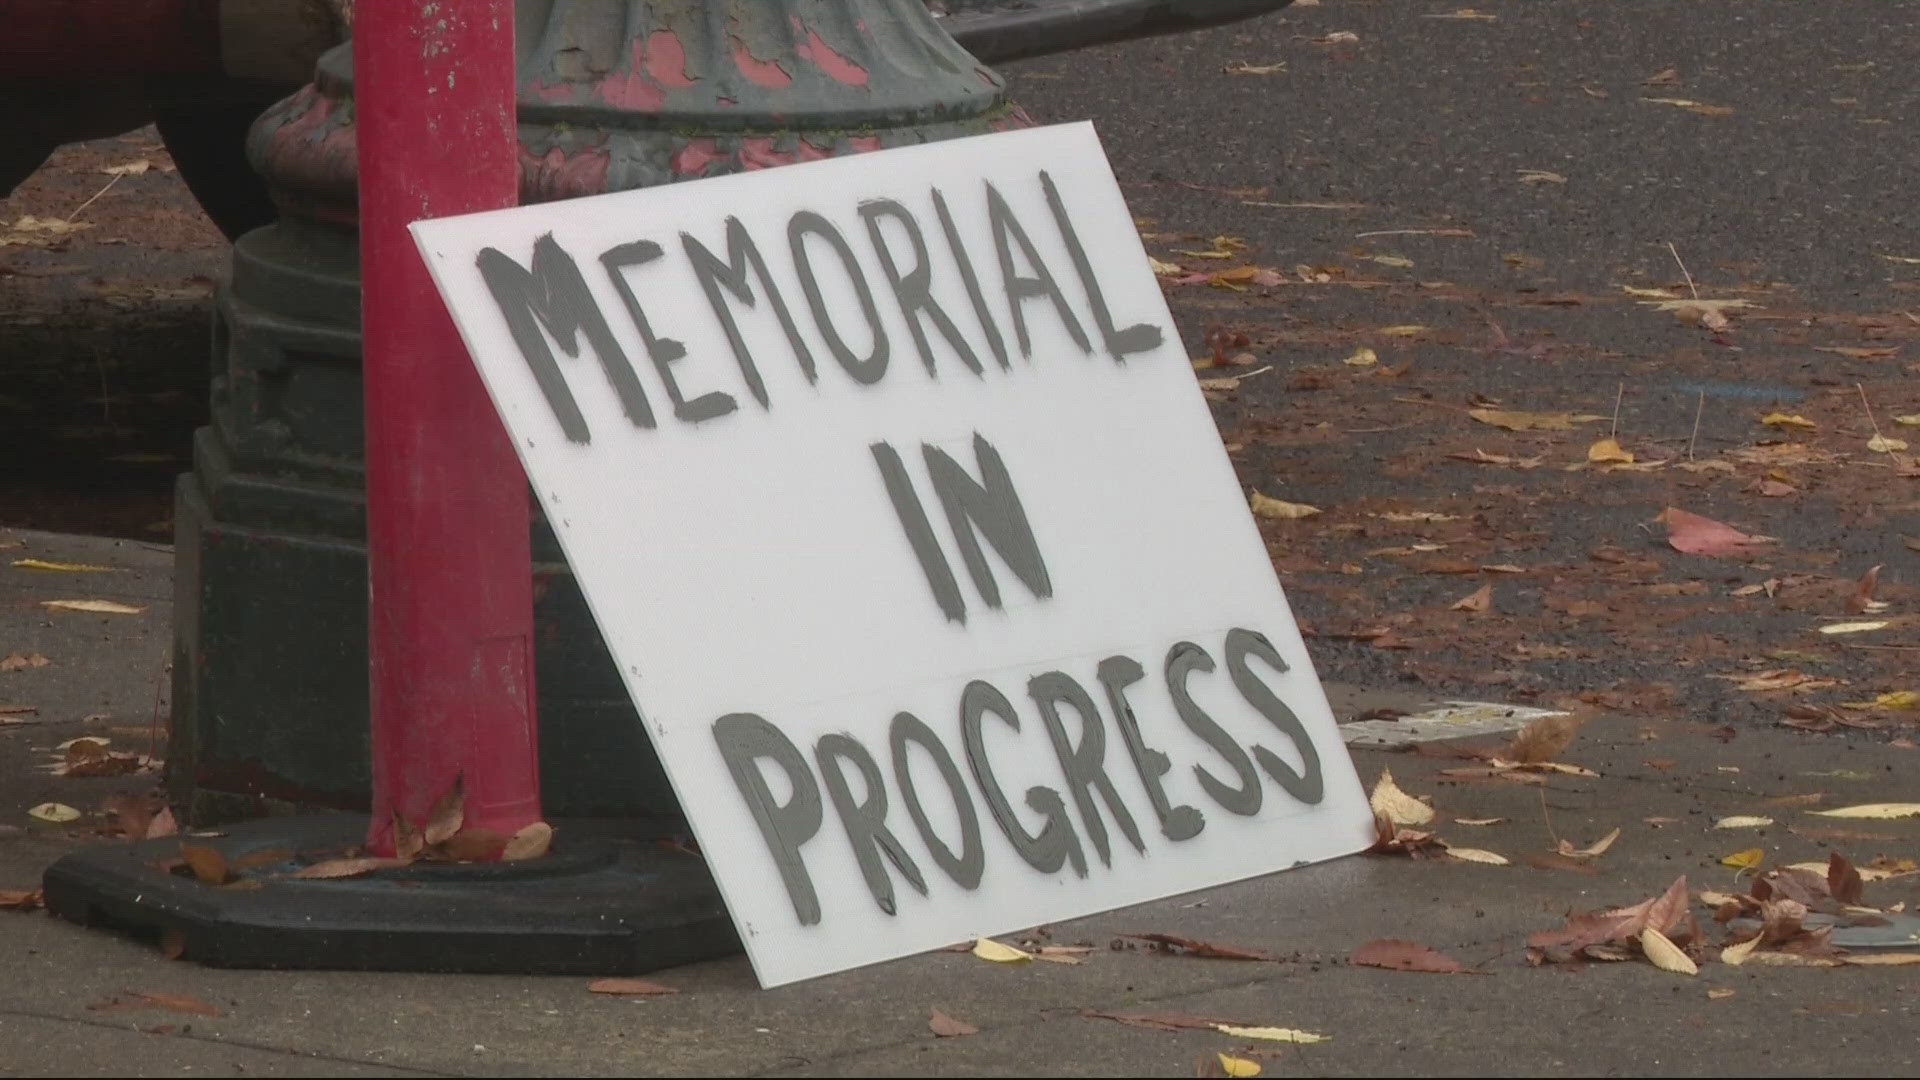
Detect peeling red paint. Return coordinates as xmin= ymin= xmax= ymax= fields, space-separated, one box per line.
xmin=672 ymin=138 xmax=724 ymax=177
xmin=796 ymin=138 xmax=831 ymax=162
xmin=846 ymin=135 xmax=882 ymax=155
xmin=518 ymin=143 xmax=611 ymax=202
xmin=645 ymin=29 xmax=695 ymax=88
xmin=716 ymin=95 xmax=738 ymax=108
xmin=526 ymin=78 xmax=578 ymax=103
xmin=599 ymin=68 xmax=665 ymax=111
xmin=729 ymin=34 xmax=793 ymax=88
xmin=739 ymin=137 xmax=794 ymax=171
xmin=795 ymin=28 xmax=868 ymax=86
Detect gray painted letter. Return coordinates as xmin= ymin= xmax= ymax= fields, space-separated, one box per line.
xmin=931 ymin=186 xmax=1010 ymax=370
xmin=600 ymin=239 xmax=735 ymax=423
xmin=712 ymin=712 xmax=825 ymax=925
xmin=1165 ymin=641 xmax=1263 ymax=816
xmin=683 ymin=217 xmax=816 ymax=405
xmin=816 ymin=732 xmax=928 ymax=916
xmin=871 ymin=440 xmax=967 ymax=623
xmin=890 ymin=711 xmax=984 ymax=889
xmin=1029 ymin=670 xmax=1146 ymax=867
xmin=1039 ymin=170 xmax=1163 ymax=363
xmin=1225 ymin=628 xmax=1326 ymax=805
xmin=788 ymin=210 xmax=889 ymax=385
xmin=1097 ymin=654 xmax=1204 ymax=841
xmin=960 ymin=680 xmax=1087 ymax=877
xmin=984 ymin=180 xmax=1091 ymax=359
xmin=477 ymin=233 xmax=654 ymax=442
xmin=923 ymin=433 xmax=1052 ymax=611
xmin=859 ymin=198 xmax=984 ymax=378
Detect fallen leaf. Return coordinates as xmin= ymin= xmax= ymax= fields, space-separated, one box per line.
xmin=502 ymin=820 xmax=554 ymax=861
xmin=1448 ymin=448 xmax=1545 ymax=468
xmin=1640 ymin=927 xmax=1698 ymax=975
xmin=1469 ymin=408 xmax=1603 ymax=431
xmin=1223 ymin=61 xmax=1286 ymax=76
xmin=1708 ymin=988 xmax=1736 ymax=1000
xmin=422 ymin=776 xmax=465 ymax=846
xmin=290 ymin=856 xmax=411 ymax=879
xmin=1813 ymin=346 xmax=1897 ymax=359
xmin=11 ymin=559 xmax=115 ymax=572
xmin=1715 ymin=816 xmax=1775 ymax=830
xmin=0 ymin=889 xmax=44 ymax=911
xmin=1867 ymin=434 xmax=1909 ymax=453
xmin=1379 ymin=325 xmax=1428 ymax=337
xmin=1148 ymin=257 xmax=1182 ymax=275
xmin=1721 ymin=848 xmax=1765 ymax=870
xmin=972 ymin=937 xmax=1032 ymax=963
xmin=928 ymin=1008 xmax=978 ymax=1036
xmin=1366 ymin=255 xmax=1413 ymax=268
xmin=1657 ymin=508 xmax=1776 ymax=557
xmin=1818 ymin=621 xmax=1889 ymax=636
xmin=1351 ymin=939 xmax=1468 ymax=973
xmin=1344 ymin=346 xmax=1378 ymax=366
xmin=429 ymin=827 xmax=507 ymax=862
xmin=1840 ymin=953 xmax=1920 ymax=966
xmin=1640 ymin=97 xmax=1735 ymax=115
xmin=1124 ymin=933 xmax=1275 ymax=961
xmin=27 ymin=802 xmax=80 ymax=823
xmin=1622 ymin=284 xmax=1680 ymax=298
xmin=587 ymin=978 xmax=678 ymax=996
xmin=1368 ymin=768 xmax=1435 ymax=828
xmin=1083 ymin=1010 xmax=1252 ymax=1032
xmin=0 ymin=653 xmax=50 ymax=671
xmin=1444 ymin=846 xmax=1510 ymax=865
xmin=178 ymin=843 xmax=231 ymax=886
xmin=88 ymin=992 xmax=222 ymax=1018
xmin=1455 ymin=817 xmax=1505 ymax=826
xmin=1215 ymin=1025 xmax=1327 ymax=1044
xmin=145 ymin=806 xmax=178 ymax=840
xmin=1218 ymin=1053 xmax=1262 ymax=1077
xmin=1449 ymin=584 xmax=1492 ymax=613
xmin=1250 ymin=491 xmax=1322 ymax=520
xmin=1841 ymin=690 xmax=1918 ymax=711
xmin=1586 ymin=437 xmax=1634 ymax=463
xmin=101 ymin=160 xmax=152 ymax=176
xmin=1811 ymin=804 xmax=1920 ymax=819
xmin=1517 ymin=169 xmax=1566 ymax=184
xmin=1720 ymin=934 xmax=1761 ymax=966
xmin=39 ymin=599 xmax=145 ymax=615
xmin=1426 ymin=7 xmax=1498 ymax=19
xmin=1504 ymin=713 xmax=1584 ymax=764
xmin=8 ymin=215 xmax=91 ymax=235
xmin=1759 ymin=412 xmax=1817 ymax=430
xmin=1557 ymin=827 xmax=1621 ymax=859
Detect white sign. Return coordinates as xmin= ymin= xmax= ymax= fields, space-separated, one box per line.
xmin=412 ymin=123 xmax=1373 ymax=987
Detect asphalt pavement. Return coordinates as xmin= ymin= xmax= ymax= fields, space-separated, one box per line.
xmin=5 ymin=1 xmax=1920 ymax=1076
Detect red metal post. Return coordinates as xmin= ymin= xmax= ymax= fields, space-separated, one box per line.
xmin=356 ymin=1 xmax=542 ymax=855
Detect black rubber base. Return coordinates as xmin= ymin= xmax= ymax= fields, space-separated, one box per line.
xmin=42 ymin=815 xmax=742 ymax=975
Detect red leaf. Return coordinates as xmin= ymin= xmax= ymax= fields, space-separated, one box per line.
xmin=1657 ymin=507 xmax=1775 ymax=557
xmin=1122 ymin=933 xmax=1275 ymax=960
xmin=928 ymin=1008 xmax=978 ymax=1037
xmin=1828 ymin=853 xmax=1864 ymax=906
xmin=1350 ymin=939 xmax=1469 ymax=973
xmin=0 ymin=888 xmax=44 ymax=911
xmin=588 ymin=978 xmax=679 ymax=996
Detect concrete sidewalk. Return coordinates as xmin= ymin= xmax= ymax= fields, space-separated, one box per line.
xmin=4 ymin=527 xmax=1919 ymax=1077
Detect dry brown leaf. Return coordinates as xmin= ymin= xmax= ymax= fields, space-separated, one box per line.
xmin=1250 ymin=491 xmax=1322 ymax=520
xmin=1557 ymin=827 xmax=1621 ymax=860
xmin=1368 ymin=768 xmax=1435 ymax=828
xmin=1449 ymin=584 xmax=1492 ymax=613
xmin=1504 ymin=713 xmax=1584 ymax=764
xmin=928 ymin=1008 xmax=979 ymax=1037
xmin=178 ymin=843 xmax=231 ymax=886
xmin=430 ymin=827 xmax=507 ymax=862
xmin=588 ymin=978 xmax=679 ymax=996
xmin=1657 ymin=508 xmax=1775 ymax=557
xmin=392 ymin=810 xmax=424 ymax=862
xmin=422 ymin=776 xmax=465 ymax=846
xmin=0 ymin=652 xmax=51 ymax=671
xmin=503 ymin=820 xmax=554 ymax=861
xmin=1443 ymin=846 xmax=1511 ymax=865
xmin=1640 ymin=927 xmax=1698 ymax=975
xmin=0 ymin=888 xmax=43 ymax=911
xmin=1123 ymin=933 xmax=1275 ymax=961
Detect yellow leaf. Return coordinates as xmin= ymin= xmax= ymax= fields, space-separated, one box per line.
xmin=1218 ymin=1053 xmax=1263 ymax=1077
xmin=1250 ymin=491 xmax=1322 ymax=520
xmin=1840 ymin=690 xmax=1920 ymax=711
xmin=1216 ymin=1025 xmax=1327 ymax=1044
xmin=1621 ymin=285 xmax=1680 ymax=298
xmin=101 ymin=159 xmax=152 ymax=177
xmin=10 ymin=215 xmax=91 ymax=235
xmin=1713 ymin=815 xmax=1774 ymax=829
xmin=1720 ymin=848 xmax=1764 ymax=870
xmin=1379 ymin=324 xmax=1428 ymax=337
xmin=1368 ymin=768 xmax=1434 ymax=828
xmin=40 ymin=599 xmax=145 ymax=615
xmin=1559 ymin=827 xmax=1621 ymax=859
xmin=11 ymin=559 xmax=116 ymax=573
xmin=1759 ymin=412 xmax=1816 ymax=430
xmin=1468 ymin=408 xmax=1605 ymax=431
xmin=1708 ymin=988 xmax=1736 ymax=1000
xmin=1811 ymin=803 xmax=1920 ymax=820
xmin=1720 ymin=935 xmax=1761 ymax=966
xmin=1344 ymin=347 xmax=1378 ymax=366
xmin=1868 ymin=434 xmax=1909 ymax=453
xmin=1586 ymin=437 xmax=1634 ymax=463
xmin=1840 ymin=953 xmax=1920 ymax=966
xmin=1443 ymin=846 xmax=1510 ymax=865
xmin=971 ymin=937 xmax=1032 ymax=963
xmin=1640 ymin=928 xmax=1698 ymax=975
xmin=28 ymin=802 xmax=80 ymax=823
xmin=1147 ymin=257 xmax=1182 ymax=275
xmin=1819 ymin=621 xmax=1889 ymax=636
xmin=1367 ymin=255 xmax=1413 ymax=268
xmin=1892 ymin=414 xmax=1920 ymax=426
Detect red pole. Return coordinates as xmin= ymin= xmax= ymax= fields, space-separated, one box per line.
xmin=356 ymin=1 xmax=541 ymax=856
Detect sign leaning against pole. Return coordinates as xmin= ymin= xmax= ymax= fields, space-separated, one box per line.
xmin=414 ymin=122 xmax=1374 ymax=987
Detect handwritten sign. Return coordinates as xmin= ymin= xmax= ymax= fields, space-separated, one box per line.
xmin=412 ymin=122 xmax=1372 ymax=987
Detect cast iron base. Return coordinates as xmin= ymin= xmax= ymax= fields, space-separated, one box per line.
xmin=42 ymin=815 xmax=741 ymax=974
